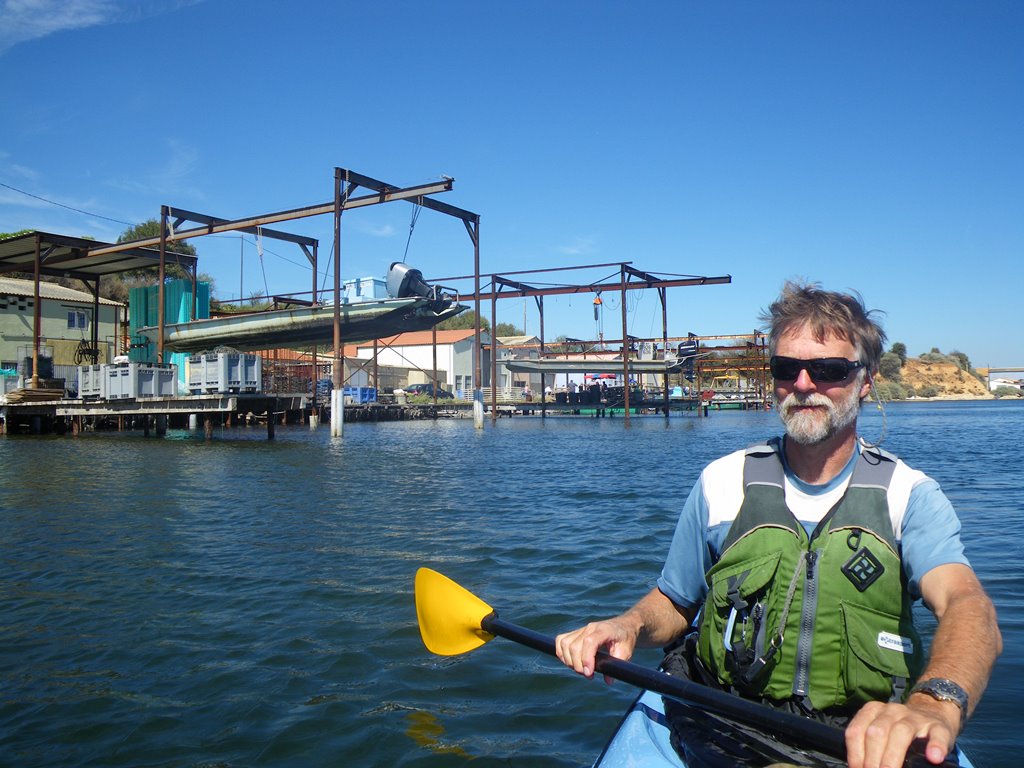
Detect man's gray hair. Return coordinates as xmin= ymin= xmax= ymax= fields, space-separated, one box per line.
xmin=759 ymin=281 xmax=887 ymax=373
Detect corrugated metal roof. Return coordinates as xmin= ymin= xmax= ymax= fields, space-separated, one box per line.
xmin=0 ymin=230 xmax=197 ymax=279
xmin=497 ymin=335 xmax=539 ymax=346
xmin=0 ymin=276 xmax=123 ymax=306
xmin=353 ymin=328 xmax=487 ymax=347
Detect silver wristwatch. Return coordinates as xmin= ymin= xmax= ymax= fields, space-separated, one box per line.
xmin=909 ymin=678 xmax=969 ymax=728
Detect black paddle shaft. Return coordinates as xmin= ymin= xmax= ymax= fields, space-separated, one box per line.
xmin=481 ymin=612 xmax=959 ymax=768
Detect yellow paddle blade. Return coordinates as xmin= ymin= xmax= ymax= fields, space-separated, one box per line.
xmin=415 ymin=567 xmax=496 ymax=656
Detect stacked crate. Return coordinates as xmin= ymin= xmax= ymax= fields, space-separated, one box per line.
xmin=188 ymin=353 xmax=261 ymax=394
xmin=78 ymin=365 xmax=106 ymax=398
xmin=104 ymin=363 xmax=178 ymax=399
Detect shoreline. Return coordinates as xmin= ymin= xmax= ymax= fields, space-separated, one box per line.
xmin=882 ymin=394 xmax=1016 ymax=403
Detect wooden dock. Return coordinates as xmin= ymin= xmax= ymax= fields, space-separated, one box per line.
xmin=2 ymin=393 xmax=307 ymax=437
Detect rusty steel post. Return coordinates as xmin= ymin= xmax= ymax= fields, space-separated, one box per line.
xmin=31 ymin=233 xmax=41 ymax=388
xmin=373 ymin=339 xmax=379 ymax=399
xmin=490 ymin=287 xmax=497 ymax=422
xmin=660 ymin=286 xmax=669 ymax=418
xmin=538 ymin=295 xmax=546 ymax=418
xmin=470 ymin=218 xmax=484 ymax=429
xmin=331 ymin=169 xmax=344 ymax=437
xmin=312 ymin=241 xmax=318 ymax=413
xmin=92 ymin=275 xmax=101 ymax=362
xmin=158 ymin=206 xmax=168 ymax=364
xmin=759 ymin=331 xmax=770 ymax=410
xmin=620 ymin=264 xmax=630 ymax=423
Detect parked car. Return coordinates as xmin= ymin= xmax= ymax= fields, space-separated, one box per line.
xmin=403 ymin=383 xmax=454 ymax=399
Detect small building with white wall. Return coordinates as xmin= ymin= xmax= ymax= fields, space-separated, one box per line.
xmin=348 ymin=328 xmax=492 ymax=396
xmin=496 ymin=335 xmax=543 ymax=393
xmin=990 ymin=377 xmax=1022 ymax=392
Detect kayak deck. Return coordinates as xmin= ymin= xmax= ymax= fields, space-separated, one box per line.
xmin=594 ymin=690 xmax=977 ymax=768
xmin=594 ymin=690 xmax=684 ymax=768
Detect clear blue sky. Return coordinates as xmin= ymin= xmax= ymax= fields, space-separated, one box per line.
xmin=1 ymin=1 xmax=1021 ymax=367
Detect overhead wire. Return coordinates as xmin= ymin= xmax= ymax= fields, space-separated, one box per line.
xmin=0 ymin=180 xmax=135 ymax=226
xmin=2 ymin=177 xmax=321 ymax=296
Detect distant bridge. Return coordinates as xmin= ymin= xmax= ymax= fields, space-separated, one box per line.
xmin=976 ymin=367 xmax=1024 ymax=377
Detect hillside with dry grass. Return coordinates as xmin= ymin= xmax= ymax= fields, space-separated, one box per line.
xmin=877 ymin=358 xmax=993 ymax=400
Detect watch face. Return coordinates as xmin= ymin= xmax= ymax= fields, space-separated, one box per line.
xmin=918 ymin=678 xmax=967 ymax=707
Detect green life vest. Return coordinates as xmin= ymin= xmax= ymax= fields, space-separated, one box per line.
xmin=695 ymin=438 xmax=924 ymax=713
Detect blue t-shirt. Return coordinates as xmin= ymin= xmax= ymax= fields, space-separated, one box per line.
xmin=657 ymin=439 xmax=969 ymax=611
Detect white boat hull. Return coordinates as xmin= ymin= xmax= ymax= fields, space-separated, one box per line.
xmin=139 ymin=299 xmax=466 ymax=353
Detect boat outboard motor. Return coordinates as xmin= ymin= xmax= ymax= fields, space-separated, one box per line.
xmin=387 ymin=262 xmax=446 ymax=310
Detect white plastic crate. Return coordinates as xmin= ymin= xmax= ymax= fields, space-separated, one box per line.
xmin=105 ymin=363 xmax=178 ymax=399
xmin=188 ymin=353 xmax=261 ymax=394
xmin=78 ymin=365 xmax=106 ymax=398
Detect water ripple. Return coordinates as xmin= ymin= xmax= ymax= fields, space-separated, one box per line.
xmin=1 ymin=405 xmax=1021 ymax=766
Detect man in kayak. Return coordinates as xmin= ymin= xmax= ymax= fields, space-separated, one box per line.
xmin=555 ymin=282 xmax=1001 ymax=768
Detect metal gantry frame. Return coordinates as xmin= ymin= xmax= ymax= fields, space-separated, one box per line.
xmin=80 ymin=166 xmax=481 ymax=434
xmin=693 ymin=332 xmax=771 ymax=407
xmin=10 ymin=167 xmax=745 ymax=428
xmin=447 ymin=262 xmax=732 ymax=424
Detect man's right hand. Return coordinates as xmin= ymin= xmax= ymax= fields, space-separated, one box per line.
xmin=555 ymin=615 xmax=641 ymax=683
xmin=555 ymin=588 xmax=695 ymax=683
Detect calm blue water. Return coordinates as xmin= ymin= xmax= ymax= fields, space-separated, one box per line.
xmin=1 ymin=401 xmax=1020 ymax=767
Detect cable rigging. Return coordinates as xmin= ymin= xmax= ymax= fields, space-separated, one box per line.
xmin=403 ymin=204 xmax=422 ymax=261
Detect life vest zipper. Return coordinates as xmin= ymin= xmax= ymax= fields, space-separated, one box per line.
xmin=793 ymin=548 xmax=818 ymax=697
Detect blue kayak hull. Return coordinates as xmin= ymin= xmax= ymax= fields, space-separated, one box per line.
xmin=594 ymin=690 xmax=682 ymax=767
xmin=594 ymin=690 xmax=976 ymax=768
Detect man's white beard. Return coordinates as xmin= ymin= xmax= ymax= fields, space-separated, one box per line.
xmin=779 ymin=386 xmax=861 ymax=445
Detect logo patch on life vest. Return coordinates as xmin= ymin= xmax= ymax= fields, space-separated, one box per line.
xmin=877 ymin=631 xmax=914 ymax=655
xmin=841 ymin=546 xmax=884 ymax=592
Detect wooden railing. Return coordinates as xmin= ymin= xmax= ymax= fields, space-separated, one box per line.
xmin=454 ymin=387 xmax=552 ymax=405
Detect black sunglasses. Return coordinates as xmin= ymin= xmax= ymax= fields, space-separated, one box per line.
xmin=769 ymin=356 xmax=865 ymax=383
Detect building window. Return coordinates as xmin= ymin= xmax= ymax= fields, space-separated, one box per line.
xmin=67 ymin=310 xmax=88 ymax=330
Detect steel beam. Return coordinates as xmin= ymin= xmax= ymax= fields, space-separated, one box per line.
xmin=623 ymin=265 xmax=663 ymax=284
xmin=440 ymin=261 xmax=630 ymax=283
xmin=468 ymin=274 xmax=731 ymax=302
xmin=86 ymin=179 xmax=454 ymax=257
xmin=493 ymin=275 xmax=538 ymax=294
xmin=168 ymin=207 xmax=318 ymax=248
xmin=335 ymin=169 xmax=477 ymax=223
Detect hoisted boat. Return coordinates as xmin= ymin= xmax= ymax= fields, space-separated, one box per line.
xmin=138 ymin=262 xmax=466 ymax=353
xmin=138 ymin=297 xmax=466 ymax=353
